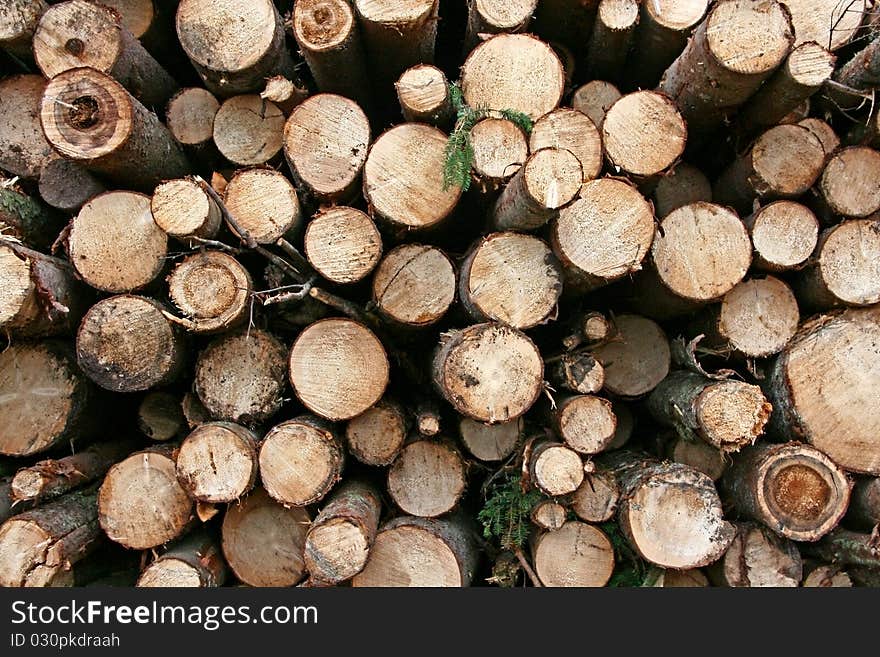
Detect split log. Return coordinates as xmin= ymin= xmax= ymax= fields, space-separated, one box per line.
xmin=165 ymin=87 xmax=220 ymax=159
xmin=657 ymin=0 xmax=795 ymax=136
xmin=291 ymin=0 xmax=371 ymax=108
xmin=304 ymin=207 xmax=382 ymax=285
xmin=137 ymin=390 xmax=186 ymax=442
xmin=459 ymin=232 xmax=562 ymax=329
xmin=213 ymin=95 xmax=285 ymax=166
xmin=151 ymin=178 xmax=221 ymax=243
xmin=816 ymin=147 xmax=880 ymax=219
xmin=305 ymin=480 xmax=382 ymax=584
xmin=11 ymin=439 xmax=136 ymax=504
xmin=40 ymin=68 xmax=190 ymax=189
xmin=532 ymin=521 xmax=615 ymax=587
xmin=461 ymin=33 xmax=565 ymax=120
xmin=846 ymin=476 xmax=880 ymax=531
xmin=531 ymin=500 xmax=566 ymax=531
xmin=0 ymin=185 xmax=60 ymax=252
xmin=708 ymin=522 xmax=802 ymax=587
xmin=221 ymin=487 xmax=311 ymax=587
xmin=0 ymin=75 xmax=54 ymax=179
xmin=352 ymin=0 xmax=439 ymax=92
xmin=647 ymin=370 xmax=771 ymax=452
xmin=736 ymin=42 xmax=835 ymax=133
xmin=433 ymin=322 xmax=544 ymax=423
xmin=37 ymin=160 xmax=105 ymax=213
xmin=363 ymin=123 xmax=461 ymax=233
xmin=469 ymin=118 xmax=528 ymax=188
xmin=491 ymin=148 xmax=582 ymax=231
xmin=98 ymin=446 xmax=193 ymax=549
xmin=388 ymin=439 xmax=466 ymax=517
xmin=352 ymin=513 xmax=478 ymax=587
xmin=553 ymin=394 xmax=617 ymax=456
xmin=744 ymin=201 xmax=819 ymax=272
xmin=0 ymin=0 xmax=47 ymax=60
xmin=395 ymin=65 xmax=453 ymax=126
xmin=345 ymin=399 xmax=408 ymax=466
xmin=550 ymin=177 xmax=654 ymax=290
xmin=137 ymin=531 xmax=226 ymax=588
xmin=593 ymin=314 xmax=671 ymax=398
xmin=766 ymin=306 xmax=880 ymax=474
xmin=528 ymin=438 xmax=585 ymax=496
xmin=713 ymin=124 xmax=825 ymax=213
xmin=176 ymin=0 xmax=295 ymax=96
xmin=260 ymin=416 xmax=345 ymax=507
xmin=547 ymin=350 xmax=605 ymax=395
xmin=721 ymin=442 xmax=851 ymax=541
xmin=529 ymin=108 xmax=603 ymax=183
xmin=803 ymin=564 xmax=853 ymax=587
xmin=76 ymin=295 xmax=185 ymax=393
xmin=458 ymin=417 xmax=521 ymax=462
xmin=571 ymin=469 xmax=620 ymax=523
xmin=602 ymin=452 xmax=735 ymax=568
xmin=0 ymin=487 xmax=100 ymax=587
xmin=798 ymin=118 xmax=838 ymax=157
xmin=571 ymin=79 xmax=620 ymax=128
xmin=372 ymin=244 xmax=456 ymax=328
xmin=652 ymin=162 xmax=712 ymax=218
xmin=583 ymin=0 xmax=639 ymax=82
xmin=195 ymin=329 xmax=287 ymax=425
xmin=784 ymin=0 xmax=863 ymax=51
xmin=223 ymin=168 xmax=301 ymax=245
xmin=626 ymin=0 xmax=709 ymax=87
xmin=33 ymin=0 xmax=177 ymax=108
xmin=643 ymin=568 xmax=709 ymax=587
xmin=668 ymin=436 xmax=726 ymax=481
xmin=175 ymin=421 xmax=259 ymax=503
xmin=283 ymin=94 xmax=371 ymax=203
xmin=464 ymin=0 xmax=536 ymax=53
xmin=166 ymin=251 xmax=251 ymax=333
xmin=289 ymin=318 xmax=389 ymax=421
xmin=0 ymin=342 xmax=91 ymax=457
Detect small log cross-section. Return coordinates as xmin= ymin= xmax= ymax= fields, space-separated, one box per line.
xmin=571 ymin=80 xmax=621 ymax=129
xmin=652 ymin=163 xmax=712 ymax=218
xmin=529 ymin=108 xmax=603 ymax=183
xmin=213 ymin=95 xmax=285 ymax=167
xmin=345 ymin=400 xmax=408 ymax=467
xmin=548 ymin=351 xmax=605 ymax=395
xmin=531 ymin=500 xmax=566 ymax=531
xmin=709 ymin=522 xmax=802 ymax=587
xmin=463 ymin=0 xmax=537 ymax=53
xmin=744 ymin=201 xmax=818 ymax=272
xmin=395 ymin=65 xmax=453 ymax=126
xmin=137 ymin=391 xmax=186 ymax=442
xmin=593 ymin=314 xmax=671 ymax=398
xmin=151 ymin=178 xmax=222 ymax=243
xmin=388 ymin=440 xmax=466 ymax=517
xmin=304 ymin=207 xmax=382 ymax=284
xmin=221 ymin=487 xmax=311 ymax=587
xmin=816 ymin=147 xmax=880 ymax=219
xmin=721 ymin=442 xmax=851 ymax=541
xmin=372 ymin=244 xmax=456 ymax=328
xmin=223 ymin=168 xmax=301 ymax=245
xmin=138 ymin=531 xmax=226 ymax=588
xmin=470 ymin=118 xmax=528 ymax=188
xmin=528 ymin=438 xmax=585 ymax=496
xmin=553 ymin=394 xmax=617 ymax=456
xmin=669 ymin=436 xmax=726 ymax=481
xmin=571 ymin=470 xmax=620 ymax=523
xmin=433 ymin=322 xmax=544 ymax=424
xmin=532 ymin=521 xmax=615 ymax=587
xmin=175 ymin=422 xmax=259 ymax=503
xmin=458 ymin=417 xmax=521 ymax=462
xmin=165 ymin=88 xmax=220 ymax=153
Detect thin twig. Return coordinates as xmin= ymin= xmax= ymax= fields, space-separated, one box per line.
xmin=187 ymin=236 xmax=241 ymax=254
xmin=192 ymin=175 xmax=257 ymax=249
xmin=276 ymin=237 xmax=314 ymax=274
xmin=309 ymin=286 xmax=371 ymax=323
xmin=260 ymin=279 xmax=315 ymax=306
xmin=513 ymin=547 xmax=543 ymax=587
xmin=0 ymin=238 xmax=74 ymax=270
xmin=255 ymin=245 xmax=305 ymax=281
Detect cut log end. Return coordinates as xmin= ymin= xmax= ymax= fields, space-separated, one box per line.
xmin=530 ymin=500 xmax=567 ymax=531
xmin=711 ymin=522 xmax=802 ymax=587
xmin=529 ymin=109 xmax=603 ymax=183
xmin=176 ymin=422 xmax=258 ymax=503
xmin=292 ymin=0 xmax=354 ymax=51
xmin=653 ymin=162 xmax=712 ymax=218
xmin=696 ymin=380 xmax=772 ymax=451
xmin=670 ymin=437 xmax=727 ymax=481
xmin=719 ymin=276 xmax=800 ymax=357
xmin=803 ymin=565 xmax=852 ymax=587
xmin=395 ymin=65 xmax=451 ymax=124
xmin=167 ymin=251 xmax=252 ymax=333
xmin=345 ymin=400 xmax=408 ymax=467
xmin=530 ymin=440 xmax=584 ymax=496
xmin=151 ymin=179 xmax=221 ymax=241
xmin=532 ymin=521 xmax=615 ymax=587
xmin=705 ymin=0 xmax=794 ymax=75
xmin=213 ymin=95 xmax=285 ymax=166
xmin=304 ymin=207 xmax=382 ymax=284
xmin=808 ymin=218 xmax=880 ymax=307
xmin=224 ymin=168 xmax=301 ymax=244
xmin=388 ymin=440 xmax=466 ymax=517
xmin=593 ymin=314 xmax=670 ymax=398
xmin=166 ymin=87 xmax=220 ymax=147
xmin=819 ymin=147 xmax=880 ymax=219
xmin=556 ymin=395 xmax=617 ymax=455
xmin=458 ymin=417 xmax=521 ymax=462
xmin=571 ymin=80 xmax=621 ymax=129
xmin=747 ymin=201 xmax=818 ymax=271
xmin=571 ymin=470 xmax=620 ymax=523
xmin=372 ymin=244 xmax=455 ymax=327
xmin=470 ymin=118 xmax=528 ymax=183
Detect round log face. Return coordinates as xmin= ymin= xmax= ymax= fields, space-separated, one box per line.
xmin=351 ymin=524 xmax=463 ymax=587
xmin=387 ymin=441 xmax=466 ymax=517
xmin=176 ymin=422 xmax=258 ymax=502
xmin=304 ymin=207 xmax=382 ymax=284
xmin=223 ymin=168 xmax=301 ymax=244
xmin=459 ymin=417 xmax=521 ymax=462
xmin=534 ymin=521 xmax=615 ymax=587
xmin=818 ymin=219 xmax=880 ymax=306
xmin=705 ymin=0 xmax=793 ymax=75
xmin=293 ymin=0 xmax=354 ymax=51
xmin=396 ymin=65 xmax=448 ymax=116
xmin=305 ymin=518 xmax=369 ymax=582
xmin=529 ymin=108 xmax=603 ymax=182
xmin=151 ymin=178 xmax=218 ymax=239
xmin=167 ymin=251 xmax=252 ymax=333
xmin=557 ymin=395 xmax=617 ymax=455
xmin=138 ymin=559 xmax=203 ymax=588
xmin=820 ymin=147 xmax=880 ymax=218
xmin=750 ymin=201 xmax=818 ymax=271
xmin=166 ymin=88 xmax=220 ymax=146
xmin=593 ymin=314 xmax=670 ymax=398
xmin=372 ymin=244 xmax=455 ymax=326
xmin=33 ymin=0 xmax=122 ymax=79
xmin=213 ymin=95 xmax=285 ymax=166
xmin=345 ymin=401 xmax=407 ymax=466
xmin=719 ymin=276 xmax=800 ymax=357
xmin=470 ymin=118 xmax=528 ymax=181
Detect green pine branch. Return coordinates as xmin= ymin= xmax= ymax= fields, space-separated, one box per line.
xmin=478 ymin=472 xmax=542 ymax=552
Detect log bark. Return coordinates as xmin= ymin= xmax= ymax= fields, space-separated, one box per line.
xmin=668 ymin=436 xmax=726 ymax=481
xmin=37 ymin=159 xmax=105 ymax=213
xmin=461 ymin=33 xmax=565 ymax=120
xmin=0 ymin=341 xmax=91 ymax=457
xmin=345 ymin=399 xmax=408 ymax=467
xmin=766 ymin=306 xmax=880 ymax=474
xmin=151 ymin=178 xmax=221 ymax=243
xmin=33 ymin=0 xmax=177 ymax=108
xmin=305 ymin=479 xmax=382 ymax=584
xmin=195 ymin=328 xmax=287 ymax=425
xmin=372 ymin=244 xmax=455 ymax=328
xmin=469 ymin=118 xmax=528 ymax=189
xmin=221 ymin=487 xmax=311 ymax=587
xmin=583 ymin=0 xmax=639 ymax=83
xmin=223 ymin=168 xmax=301 ymax=245
xmin=165 ymin=87 xmax=221 ymax=162
xmin=547 ymin=350 xmax=605 ymax=395
xmin=260 ymin=415 xmax=345 ymax=507
xmin=458 ymin=417 xmax=521 ymax=462
xmin=395 ymin=65 xmax=453 ymax=127
xmin=137 ymin=530 xmax=226 ymax=587
xmin=213 ymin=95 xmax=285 ymax=166
xmin=413 ymin=396 xmax=442 ymax=437
xmin=531 ymin=520 xmax=615 ymax=586
xmin=830 ymin=36 xmax=880 ymax=109
xmin=363 ymin=123 xmax=461 ymax=234
xmin=708 ymin=522 xmax=803 ymax=587
xmin=99 ymin=446 xmax=193 ymax=549
xmin=570 ymin=469 xmax=620 ymax=522
xmin=0 ymin=0 xmax=47 ymax=60
xmin=0 ymin=486 xmax=101 ymax=587
xmin=166 ymin=251 xmax=252 ymax=333
xmin=181 ymin=391 xmax=210 ymax=430
xmin=459 ymin=232 xmax=562 ymax=329
xmin=528 ymin=438 xmax=585 ymax=496
xmin=0 ymin=75 xmax=55 ymax=179
xmin=550 ymin=177 xmax=655 ymax=291
xmin=647 ymin=370 xmax=771 ymax=452
xmin=744 ymin=200 xmax=819 ymax=272
xmin=721 ymin=441 xmax=851 ymax=541
xmin=602 ymin=451 xmax=735 ymax=568
xmin=491 ymin=148 xmax=582 ymax=232
xmin=529 ymin=108 xmax=603 ymax=183
xmin=291 ymin=0 xmax=372 ymax=108
xmin=433 ymin=322 xmax=544 ymax=424
xmin=592 ymin=314 xmax=671 ymax=398
xmin=530 ymin=499 xmax=566 ymax=531
xmin=0 ymin=184 xmax=62 ymax=252
xmin=388 ymin=439 xmax=466 ymax=517
xmin=801 ymin=529 xmax=880 ymax=573
xmin=40 ymin=68 xmax=190 ymax=189
xmin=259 ymin=77 xmax=309 ymax=117
xmin=175 ymin=421 xmax=259 ymax=503
xmin=176 ymin=0 xmax=295 ymax=96
xmin=137 ymin=390 xmax=186 ymax=442
xmin=571 ymin=80 xmax=620 ymax=129
xmin=464 ymin=0 xmax=536 ymax=53
xmin=657 ymin=0 xmax=794 ymax=137
xmin=816 ymin=147 xmax=880 ymax=219
xmin=351 ymin=513 xmax=479 ymax=587
xmin=553 ymin=394 xmax=617 ymax=456
xmin=560 ymin=310 xmax=615 ymax=351
xmin=304 ymin=207 xmax=382 ymax=285
xmin=652 ymin=162 xmax=712 ymax=218
xmin=11 ymin=439 xmax=136 ymax=504
xmin=713 ymin=124 xmax=825 ymax=214
xmin=76 ymin=295 xmax=185 ymax=393
xmin=283 ymin=94 xmax=371 ymax=203
xmin=846 ymin=476 xmax=880 ymax=531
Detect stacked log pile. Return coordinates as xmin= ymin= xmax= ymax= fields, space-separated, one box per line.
xmin=2 ymin=0 xmax=880 ymax=588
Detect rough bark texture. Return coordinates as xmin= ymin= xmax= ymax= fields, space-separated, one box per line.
xmin=584 ymin=0 xmax=639 ymax=82
xmin=846 ymin=477 xmax=880 ymax=531
xmin=708 ymin=522 xmax=803 ymax=587
xmin=37 ymin=159 xmax=105 ymax=213
xmin=0 ymin=75 xmax=55 ymax=179
xmin=0 ymin=186 xmax=63 ymax=251
xmin=175 ymin=421 xmax=259 ymax=503
xmin=0 ymin=0 xmax=47 ymax=60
